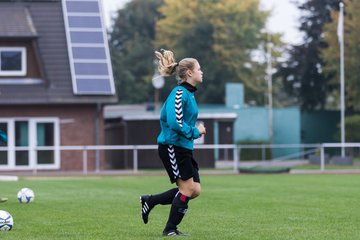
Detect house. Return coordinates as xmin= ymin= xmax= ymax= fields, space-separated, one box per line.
xmin=0 ymin=0 xmax=116 ymax=171
xmin=223 ymin=83 xmax=339 ymax=160
xmin=104 ymin=104 xmax=237 ymax=169
xmin=102 ymin=82 xmax=301 ymax=169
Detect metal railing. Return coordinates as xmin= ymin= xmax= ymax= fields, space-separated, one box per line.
xmin=0 ymin=144 xmax=240 ymax=174
xmin=1 ymin=143 xmax=359 ymax=174
xmin=320 ymin=142 xmax=360 ymax=171
xmin=62 ymin=144 xmax=240 ymax=174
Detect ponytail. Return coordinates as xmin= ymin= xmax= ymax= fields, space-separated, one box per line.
xmin=155 ymin=49 xmax=198 ymax=84
xmin=155 ymin=49 xmax=178 ymax=77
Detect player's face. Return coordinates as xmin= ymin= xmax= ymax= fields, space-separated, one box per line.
xmin=189 ymin=61 xmax=203 ymax=85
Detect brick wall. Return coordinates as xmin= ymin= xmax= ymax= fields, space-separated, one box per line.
xmin=0 ymin=104 xmax=105 ymax=171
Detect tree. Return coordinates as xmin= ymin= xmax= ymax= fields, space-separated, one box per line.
xmin=109 ymin=0 xmax=163 ymax=103
xmin=275 ymin=0 xmax=340 ymax=110
xmin=321 ymin=0 xmax=360 ymax=113
xmin=109 ymin=0 xmax=283 ymax=105
xmin=155 ymin=0 xmax=281 ymax=105
xmin=342 ymin=115 xmax=360 ymax=142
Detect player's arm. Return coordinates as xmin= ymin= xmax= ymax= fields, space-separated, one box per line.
xmin=167 ymin=89 xmax=200 ymax=139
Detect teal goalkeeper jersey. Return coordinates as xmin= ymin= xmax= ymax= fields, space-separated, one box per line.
xmin=157 ymin=83 xmax=200 ymax=150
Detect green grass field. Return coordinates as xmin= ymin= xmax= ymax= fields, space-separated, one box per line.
xmin=0 ymin=174 xmax=359 ymax=240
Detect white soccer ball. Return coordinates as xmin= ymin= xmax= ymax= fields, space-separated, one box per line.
xmin=0 ymin=210 xmax=13 ymax=231
xmin=17 ymin=188 xmax=35 ymax=203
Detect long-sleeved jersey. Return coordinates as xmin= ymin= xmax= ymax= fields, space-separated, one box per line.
xmin=157 ymin=82 xmax=200 ymax=150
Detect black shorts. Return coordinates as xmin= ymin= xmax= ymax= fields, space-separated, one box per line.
xmin=158 ymin=144 xmax=200 ymax=184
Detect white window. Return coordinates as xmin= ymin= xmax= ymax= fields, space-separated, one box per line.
xmin=0 ymin=118 xmax=60 ymax=170
xmin=0 ymin=47 xmax=27 ymax=76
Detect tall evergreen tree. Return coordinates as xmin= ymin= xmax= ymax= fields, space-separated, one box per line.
xmin=322 ymin=0 xmax=360 ymax=113
xmin=109 ymin=0 xmax=163 ymax=103
xmin=276 ymin=0 xmax=340 ymax=110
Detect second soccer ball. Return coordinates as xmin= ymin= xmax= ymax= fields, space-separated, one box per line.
xmin=17 ymin=188 xmax=35 ymax=204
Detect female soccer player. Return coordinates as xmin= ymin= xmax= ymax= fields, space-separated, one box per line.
xmin=140 ymin=49 xmax=206 ymax=236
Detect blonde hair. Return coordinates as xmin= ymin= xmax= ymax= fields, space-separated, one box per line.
xmin=155 ymin=49 xmax=197 ymax=84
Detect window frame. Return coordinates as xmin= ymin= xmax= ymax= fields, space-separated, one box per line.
xmin=0 ymin=117 xmax=60 ymax=170
xmin=0 ymin=47 xmax=27 ymax=76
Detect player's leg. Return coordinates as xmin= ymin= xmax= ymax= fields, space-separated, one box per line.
xmin=0 ymin=197 xmax=8 ymax=203
xmin=190 ymin=158 xmax=201 ymax=199
xmin=162 ymin=178 xmax=197 ymax=236
xmin=191 ymin=182 xmax=201 ymax=199
xmin=140 ymin=188 xmax=178 ymax=224
xmin=140 ymin=144 xmax=179 ymax=224
xmin=141 ymin=188 xmax=178 ymax=207
xmin=162 ymin=149 xmax=201 ymax=236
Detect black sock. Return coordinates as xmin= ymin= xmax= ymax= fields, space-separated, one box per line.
xmin=149 ymin=188 xmax=178 ymax=206
xmin=164 ymin=192 xmax=190 ymax=231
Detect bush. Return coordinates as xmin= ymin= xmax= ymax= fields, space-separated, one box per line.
xmin=236 ymin=140 xmax=272 ymax=161
xmin=343 ymin=115 xmax=360 ymax=142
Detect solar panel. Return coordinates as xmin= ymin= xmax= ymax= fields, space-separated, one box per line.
xmin=62 ymin=0 xmax=115 ymax=95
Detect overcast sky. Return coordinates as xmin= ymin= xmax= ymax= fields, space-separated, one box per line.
xmin=101 ymin=0 xmax=303 ymax=45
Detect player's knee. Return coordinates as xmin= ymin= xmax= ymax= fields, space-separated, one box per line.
xmin=191 ymin=185 xmax=201 ymax=199
xmin=181 ymin=183 xmax=196 ymax=197
xmin=177 ymin=178 xmax=200 ymax=198
xmin=187 ymin=184 xmax=197 ymax=195
xmin=192 ymin=190 xmax=200 ymax=199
